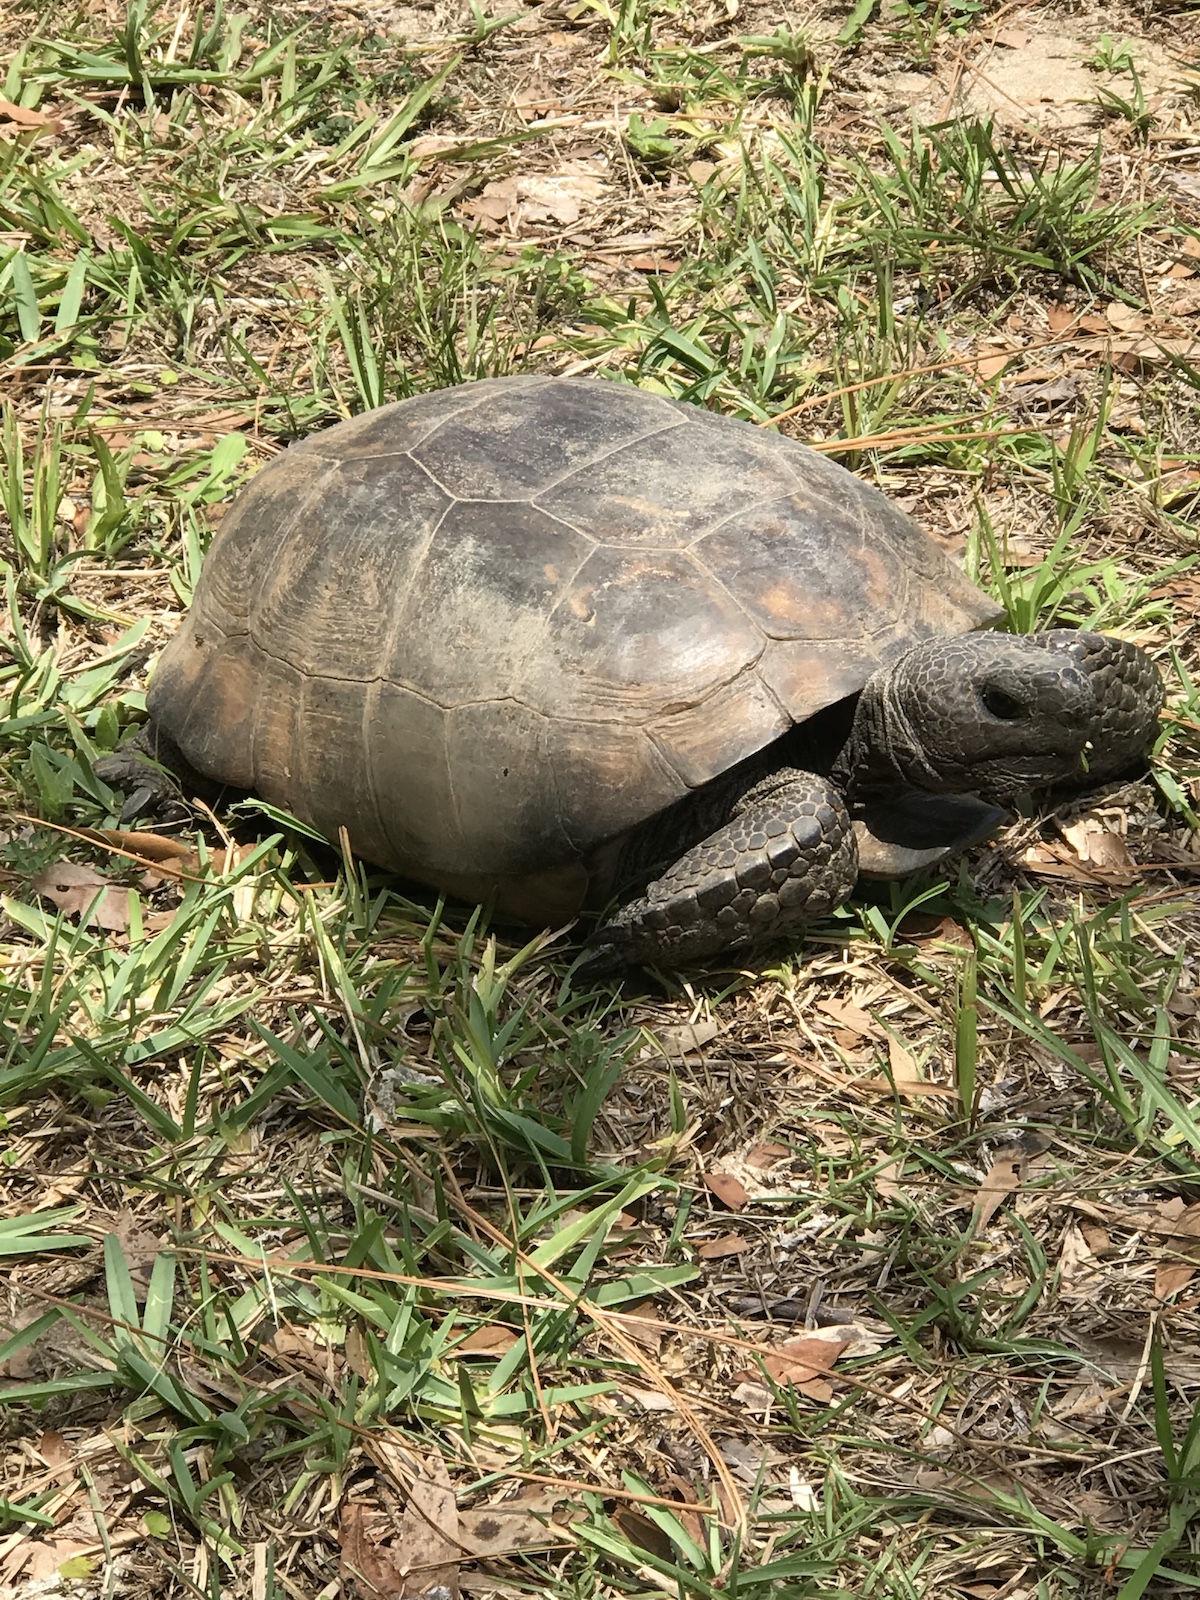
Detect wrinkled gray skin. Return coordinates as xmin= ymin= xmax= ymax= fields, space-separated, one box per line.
xmin=579 ymin=627 xmax=1162 ymax=973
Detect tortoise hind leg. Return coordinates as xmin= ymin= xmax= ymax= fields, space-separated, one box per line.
xmin=578 ymin=769 xmax=857 ymax=973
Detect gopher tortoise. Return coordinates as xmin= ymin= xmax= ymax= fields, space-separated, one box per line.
xmin=105 ymin=376 xmax=1163 ymax=969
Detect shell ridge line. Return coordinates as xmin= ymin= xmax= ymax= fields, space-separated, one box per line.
xmin=297 ymin=379 xmax=544 ymax=459
xmin=684 ymin=550 xmax=773 ymax=642
xmin=528 ymin=415 xmax=688 ymax=500
xmin=682 ymin=491 xmax=808 ymax=551
xmin=644 ymin=661 xmax=770 ymax=789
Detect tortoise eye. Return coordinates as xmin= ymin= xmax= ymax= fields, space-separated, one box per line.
xmin=981 ymin=687 xmax=1027 ymax=721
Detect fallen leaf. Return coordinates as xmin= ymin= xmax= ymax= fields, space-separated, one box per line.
xmin=93 ymin=828 xmax=196 ymax=865
xmin=339 ymin=1503 xmax=406 ymax=1600
xmin=704 ymin=1171 xmax=750 ymax=1211
xmin=875 ymin=1155 xmax=905 ymax=1201
xmin=345 ymin=1324 xmax=374 ymax=1382
xmin=1046 ymin=303 xmax=1078 ymax=333
xmin=696 ymin=1233 xmax=752 ymax=1260
xmin=613 ymin=1508 xmax=674 ymax=1561
xmin=459 ymin=1503 xmax=561 ymax=1555
xmin=1057 ymin=1222 xmax=1095 ymax=1295
xmin=745 ymin=1141 xmax=790 ymax=1168
xmin=1060 ymin=819 xmax=1135 ymax=872
xmin=853 ymin=1075 xmax=956 ymax=1099
xmin=1159 ymin=282 xmax=1200 ymax=316
xmin=1106 ymin=302 xmax=1145 ymax=333
xmin=973 ymin=1153 xmax=1022 ymax=1229
xmin=815 ymin=998 xmax=884 ymax=1039
xmin=739 ymin=1335 xmax=847 ymax=1402
xmin=0 ymin=97 xmax=60 ymax=133
xmin=398 ymin=1452 xmax=459 ymax=1598
xmin=974 ymin=350 xmax=1011 ymax=380
xmin=887 ymin=1034 xmax=920 ymax=1079
xmin=36 ymin=1430 xmax=71 ymax=1469
xmin=648 ymin=1018 xmax=720 ymax=1057
xmin=462 ymin=172 xmax=605 ymax=234
xmin=627 ymin=254 xmax=678 ymax=273
xmin=1154 ymin=1202 xmax=1200 ymax=1300
xmin=452 ymin=1325 xmax=521 ymax=1357
xmin=617 ymin=1300 xmax=663 ymax=1350
xmin=31 ymin=861 xmax=131 ymax=931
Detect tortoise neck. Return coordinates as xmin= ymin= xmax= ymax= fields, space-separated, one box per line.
xmin=833 ymin=667 xmax=942 ymax=798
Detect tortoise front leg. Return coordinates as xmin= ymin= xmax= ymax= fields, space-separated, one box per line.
xmin=580 ymin=769 xmax=857 ymax=972
xmin=94 ymin=719 xmax=217 ymax=824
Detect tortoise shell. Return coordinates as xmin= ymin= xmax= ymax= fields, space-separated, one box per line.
xmin=148 ymin=377 xmax=1002 ymax=918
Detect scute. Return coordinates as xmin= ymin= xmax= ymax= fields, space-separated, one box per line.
xmin=535 ymin=415 xmax=803 ymax=547
xmin=150 ymin=375 xmax=1005 ymax=915
xmin=410 ymin=378 xmax=681 ymax=501
xmin=532 ymin=546 xmax=763 ymax=724
xmin=383 ymin=501 xmax=594 ymax=708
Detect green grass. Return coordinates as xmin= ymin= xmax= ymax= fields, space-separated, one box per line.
xmin=2 ymin=1 xmax=1200 ymax=1596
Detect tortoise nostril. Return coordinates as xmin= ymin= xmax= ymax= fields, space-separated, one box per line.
xmin=982 ymin=687 xmax=1027 ymax=721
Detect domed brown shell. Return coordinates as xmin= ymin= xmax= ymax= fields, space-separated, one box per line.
xmin=148 ymin=377 xmax=1002 ymax=918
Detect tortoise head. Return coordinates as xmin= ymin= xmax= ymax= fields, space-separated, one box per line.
xmin=838 ymin=633 xmax=1103 ymax=803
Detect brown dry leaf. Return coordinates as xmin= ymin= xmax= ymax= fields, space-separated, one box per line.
xmin=1060 ymin=819 xmax=1135 ymax=873
xmin=36 ymin=1430 xmax=72 ymax=1469
xmin=1046 ymin=303 xmax=1078 ymax=333
xmin=696 ymin=1233 xmax=752 ymax=1260
xmin=1107 ymin=302 xmax=1145 ymax=333
xmin=745 ymin=1141 xmax=790 ymax=1168
xmin=1159 ymin=282 xmax=1200 ymax=317
xmin=30 ymin=861 xmax=131 ymax=932
xmin=463 ymin=172 xmax=605 ymax=234
xmin=0 ymin=97 xmax=61 ymax=132
xmin=875 ymin=1156 xmax=905 ymax=1201
xmin=704 ymin=1171 xmax=750 ymax=1211
xmin=1154 ymin=1202 xmax=1200 ymax=1300
xmin=459 ymin=1504 xmax=562 ymax=1556
xmin=9 ymin=1541 xmax=96 ymax=1586
xmin=1081 ymin=1223 xmax=1111 ymax=1253
xmin=974 ymin=350 xmax=1011 ymax=380
xmin=854 ymin=1075 xmax=956 ymax=1100
xmin=613 ymin=1508 xmax=674 ymax=1561
xmin=815 ymin=998 xmax=884 ymax=1039
xmin=264 ymin=1325 xmax=338 ymax=1379
xmin=1019 ymin=838 xmax=1133 ymax=886
xmin=741 ymin=1335 xmax=847 ymax=1402
xmin=648 ymin=1018 xmax=720 ymax=1057
xmin=663 ymin=1474 xmax=705 ymax=1547
xmin=973 ymin=1153 xmax=1022 ymax=1228
xmin=345 ymin=1324 xmax=374 ymax=1382
xmin=339 ymin=1503 xmax=407 ymax=1600
xmin=627 ymin=254 xmax=678 ymax=273
xmin=617 ymin=1300 xmax=663 ymax=1351
xmin=452 ymin=1325 xmax=520 ymax=1357
xmin=887 ymin=1034 xmax=920 ymax=1079
xmin=398 ymin=1452 xmax=459 ymax=1598
xmin=95 ymin=828 xmax=196 ymax=865
xmin=1057 ymin=1222 xmax=1095 ymax=1296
